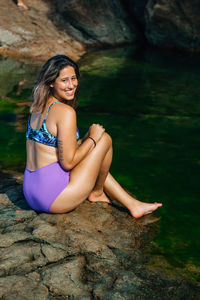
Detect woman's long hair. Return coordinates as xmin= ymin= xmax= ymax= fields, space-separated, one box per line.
xmin=30 ymin=55 xmax=80 ymax=113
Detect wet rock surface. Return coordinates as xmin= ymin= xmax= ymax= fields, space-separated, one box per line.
xmin=0 ymin=171 xmax=199 ymax=299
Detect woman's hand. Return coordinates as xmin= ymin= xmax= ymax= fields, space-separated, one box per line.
xmin=89 ymin=124 xmax=105 ymax=143
xmin=56 ymin=104 xmax=105 ymax=170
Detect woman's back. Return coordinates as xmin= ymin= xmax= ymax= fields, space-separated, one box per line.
xmin=26 ymin=101 xmax=60 ymax=171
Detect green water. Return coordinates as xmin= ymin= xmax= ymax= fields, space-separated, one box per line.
xmin=0 ymin=48 xmax=199 ymax=279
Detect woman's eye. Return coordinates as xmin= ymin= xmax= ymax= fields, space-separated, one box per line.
xmin=72 ymin=77 xmax=77 ymax=81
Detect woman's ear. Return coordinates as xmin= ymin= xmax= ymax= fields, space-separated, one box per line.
xmin=50 ymin=83 xmax=54 ymax=88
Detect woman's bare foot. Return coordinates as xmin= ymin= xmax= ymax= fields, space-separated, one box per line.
xmin=17 ymin=0 xmax=29 ymax=10
xmin=88 ymin=190 xmax=111 ymax=204
xmin=128 ymin=200 xmax=162 ymax=218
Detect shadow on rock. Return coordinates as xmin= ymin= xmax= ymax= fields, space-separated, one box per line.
xmin=0 ymin=170 xmax=36 ymax=231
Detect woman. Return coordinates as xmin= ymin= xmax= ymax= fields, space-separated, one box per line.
xmin=23 ymin=55 xmax=162 ymax=217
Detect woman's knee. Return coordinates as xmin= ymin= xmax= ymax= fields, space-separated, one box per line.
xmin=99 ymin=132 xmax=112 ymax=147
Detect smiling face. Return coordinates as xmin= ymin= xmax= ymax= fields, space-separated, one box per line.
xmin=51 ymin=66 xmax=78 ymax=101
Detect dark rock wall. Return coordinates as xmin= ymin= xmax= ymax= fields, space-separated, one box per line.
xmin=144 ymin=0 xmax=200 ymax=51
xmin=123 ymin=0 xmax=149 ymax=25
xmin=56 ymin=0 xmax=138 ymax=46
xmin=56 ymin=0 xmax=200 ymax=52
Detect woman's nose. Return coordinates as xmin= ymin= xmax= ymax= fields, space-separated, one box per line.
xmin=67 ymin=79 xmax=74 ymax=88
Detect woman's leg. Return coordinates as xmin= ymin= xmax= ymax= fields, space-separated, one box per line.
xmin=50 ymin=132 xmax=112 ymax=213
xmin=50 ymin=131 xmax=162 ymax=217
xmin=103 ymin=173 xmax=162 ymax=218
xmin=86 ymin=138 xmax=162 ymax=216
xmin=88 ymin=146 xmax=113 ymax=203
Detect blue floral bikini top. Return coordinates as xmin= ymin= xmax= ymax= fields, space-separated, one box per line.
xmin=26 ymin=101 xmax=80 ymax=147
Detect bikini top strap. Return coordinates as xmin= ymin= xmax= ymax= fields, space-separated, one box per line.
xmin=27 ymin=114 xmax=31 ymax=125
xmin=44 ymin=101 xmax=60 ymax=121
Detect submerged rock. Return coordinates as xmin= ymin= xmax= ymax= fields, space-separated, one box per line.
xmin=0 ymin=172 xmax=199 ymax=299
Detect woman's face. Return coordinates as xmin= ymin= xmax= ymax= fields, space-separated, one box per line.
xmin=51 ymin=66 xmax=78 ymax=101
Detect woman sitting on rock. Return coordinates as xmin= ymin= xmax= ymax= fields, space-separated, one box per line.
xmin=23 ymin=55 xmax=162 ymax=217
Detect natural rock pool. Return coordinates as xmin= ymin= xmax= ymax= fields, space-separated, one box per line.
xmin=0 ymin=47 xmax=199 ymax=283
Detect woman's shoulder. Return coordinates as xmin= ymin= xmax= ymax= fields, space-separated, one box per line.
xmin=52 ymin=102 xmax=76 ymax=122
xmin=53 ymin=102 xmax=75 ymax=114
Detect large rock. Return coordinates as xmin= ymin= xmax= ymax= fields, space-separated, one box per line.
xmin=1 ymin=0 xmax=200 ymax=62
xmin=56 ymin=0 xmax=138 ymax=46
xmin=0 ymin=171 xmax=199 ymax=299
xmin=0 ymin=0 xmax=138 ymax=62
xmin=144 ymin=0 xmax=200 ymax=51
xmin=0 ymin=0 xmax=85 ymax=62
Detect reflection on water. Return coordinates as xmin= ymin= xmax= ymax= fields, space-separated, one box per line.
xmin=0 ymin=50 xmax=199 ymax=279
xmin=0 ymin=56 xmax=41 ymax=172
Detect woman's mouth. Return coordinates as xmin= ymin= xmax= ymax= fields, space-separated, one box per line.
xmin=65 ymin=90 xmax=74 ymax=96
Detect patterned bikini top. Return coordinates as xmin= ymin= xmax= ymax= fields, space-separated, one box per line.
xmin=26 ymin=101 xmax=80 ymax=147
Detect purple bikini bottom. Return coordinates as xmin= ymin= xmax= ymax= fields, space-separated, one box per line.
xmin=23 ymin=162 xmax=70 ymax=213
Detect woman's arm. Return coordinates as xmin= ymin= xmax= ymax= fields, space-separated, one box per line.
xmin=56 ymin=104 xmax=104 ymax=170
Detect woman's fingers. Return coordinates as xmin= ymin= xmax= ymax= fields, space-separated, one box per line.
xmin=97 ymin=124 xmax=104 ymax=129
xmin=89 ymin=124 xmax=105 ymax=142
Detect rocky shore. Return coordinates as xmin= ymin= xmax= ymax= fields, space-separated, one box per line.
xmin=1 ymin=0 xmax=200 ymax=63
xmin=0 ymin=0 xmax=85 ymax=62
xmin=0 ymin=170 xmax=199 ymax=299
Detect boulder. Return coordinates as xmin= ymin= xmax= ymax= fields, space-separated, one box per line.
xmin=1 ymin=0 xmax=200 ymax=62
xmin=0 ymin=172 xmax=199 ymax=299
xmin=144 ymin=0 xmax=200 ymax=51
xmin=56 ymin=0 xmax=138 ymax=46
xmin=0 ymin=0 xmax=85 ymax=62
